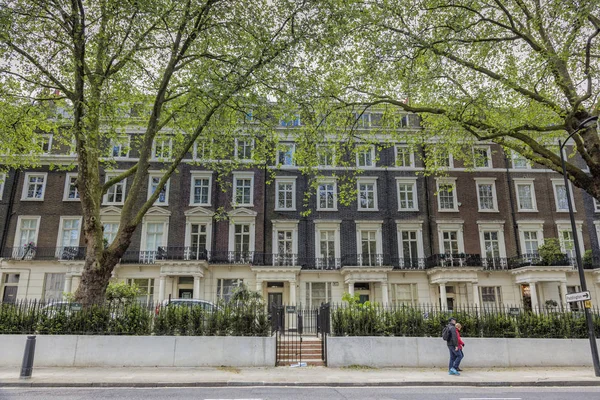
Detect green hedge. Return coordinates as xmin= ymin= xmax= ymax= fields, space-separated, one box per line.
xmin=0 ymin=302 xmax=269 ymax=336
xmin=331 ymin=304 xmax=600 ymax=338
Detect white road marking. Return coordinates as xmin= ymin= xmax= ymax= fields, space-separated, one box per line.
xmin=205 ymin=399 xmax=263 ymax=400
xmin=460 ymin=398 xmax=522 ymax=400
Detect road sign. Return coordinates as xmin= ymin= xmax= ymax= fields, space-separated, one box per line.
xmin=566 ymin=290 xmax=591 ymax=303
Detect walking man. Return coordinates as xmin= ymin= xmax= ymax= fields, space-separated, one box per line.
xmin=445 ymin=317 xmax=460 ymax=375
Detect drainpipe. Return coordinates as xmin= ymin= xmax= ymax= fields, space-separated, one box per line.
xmin=1 ymin=170 xmax=20 ymax=252
xmin=421 ymin=147 xmax=434 ymax=257
xmin=504 ymin=154 xmax=521 ymax=256
xmin=263 ymin=162 xmax=267 ymax=258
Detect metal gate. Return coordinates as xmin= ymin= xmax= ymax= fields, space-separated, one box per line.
xmin=272 ymin=303 xmax=330 ymax=366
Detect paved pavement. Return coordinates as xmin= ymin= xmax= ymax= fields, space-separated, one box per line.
xmin=1 ymin=366 xmax=599 ymax=387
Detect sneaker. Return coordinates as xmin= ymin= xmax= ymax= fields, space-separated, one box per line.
xmin=449 ymin=368 xmax=460 ymax=375
xmin=457 ymin=368 xmax=463 ymax=372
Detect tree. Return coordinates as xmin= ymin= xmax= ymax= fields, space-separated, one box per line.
xmin=311 ymin=0 xmax=600 ymax=194
xmin=0 ymin=0 xmax=322 ymax=304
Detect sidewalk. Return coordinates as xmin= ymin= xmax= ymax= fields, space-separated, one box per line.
xmin=1 ymin=366 xmax=599 ymax=387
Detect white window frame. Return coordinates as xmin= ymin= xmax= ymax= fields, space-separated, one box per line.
xmin=15 ymin=215 xmax=41 ymax=248
xmin=275 ymin=177 xmax=297 ymax=211
xmin=356 ymin=220 xmax=383 ymax=266
xmin=436 ymin=178 xmax=458 ymax=212
xmin=594 ymin=198 xmax=600 ymax=212
xmin=272 ymin=220 xmax=299 ymax=265
xmin=235 ymin=137 xmax=254 ymax=160
xmin=217 ymin=278 xmax=244 ymax=302
xmin=479 ymin=286 xmax=503 ymax=309
xmin=436 ymin=152 xmax=454 ymax=169
xmin=394 ymin=145 xmax=415 ymax=168
xmin=56 ymin=216 xmax=82 ymax=251
xmin=38 ymin=134 xmax=53 ymax=155
xmin=232 ymin=172 xmax=254 ymax=207
xmin=147 ymin=174 xmax=170 ymax=205
xmin=63 ymin=173 xmax=80 ymax=201
xmin=317 ymin=144 xmax=336 ymax=167
xmin=473 ymin=145 xmax=492 ymax=169
xmin=228 ymin=215 xmax=257 ymax=258
xmin=475 ymin=178 xmax=498 ymax=212
xmin=477 ymin=221 xmax=507 ymax=260
xmin=514 ymin=178 xmax=538 ymax=212
xmin=0 ymin=173 xmax=5 ymax=200
xmin=552 ymin=179 xmax=576 ymax=212
xmin=517 ymin=221 xmax=544 ymax=256
xmin=21 ymin=172 xmax=48 ymax=201
xmin=396 ymin=221 xmax=425 ymax=267
xmin=556 ymin=221 xmax=584 ymax=257
xmin=317 ymin=179 xmax=338 ymax=211
xmin=277 ymin=143 xmax=295 ymax=166
xmin=193 ymin=137 xmax=213 ymax=160
xmin=357 ymin=177 xmax=378 ymax=211
xmin=314 ymin=220 xmax=341 ymax=267
xmin=356 ymin=144 xmax=376 ymax=168
xmin=152 ymin=137 xmax=172 ymax=160
xmin=189 ymin=172 xmax=212 ymax=206
xmin=437 ymin=221 xmax=465 ymax=255
xmin=396 ymin=177 xmax=418 ymax=211
xmin=100 ymin=206 xmax=121 ymax=246
xmin=140 ymin=210 xmax=171 ymax=258
xmin=511 ymin=152 xmax=531 ymax=169
xmin=305 ymin=282 xmax=334 ymax=308
xmin=108 ymin=135 xmax=130 ymax=159
xmin=102 ymin=173 xmax=126 ymax=205
xmin=392 ymin=283 xmax=419 ymax=306
xmin=184 ymin=207 xmax=214 ymax=257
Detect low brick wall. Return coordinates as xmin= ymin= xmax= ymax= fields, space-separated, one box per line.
xmin=327 ymin=336 xmax=600 ymax=368
xmin=1 ymin=335 xmax=276 ymax=367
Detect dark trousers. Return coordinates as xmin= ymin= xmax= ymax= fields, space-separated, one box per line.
xmin=448 ymin=346 xmax=461 ymax=370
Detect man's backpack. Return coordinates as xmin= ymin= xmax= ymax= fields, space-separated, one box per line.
xmin=442 ymin=324 xmax=451 ymax=341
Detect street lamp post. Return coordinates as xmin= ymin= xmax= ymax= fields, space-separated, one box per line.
xmin=558 ymin=115 xmax=600 ymax=377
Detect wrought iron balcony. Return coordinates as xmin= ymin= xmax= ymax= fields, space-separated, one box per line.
xmin=300 ymin=257 xmax=341 ymax=270
xmin=1 ymin=247 xmax=87 ymax=261
xmin=509 ymin=253 xmax=573 ymax=269
xmin=392 ymin=257 xmax=427 ymax=270
xmin=252 ymin=253 xmax=298 ymax=267
xmin=427 ymin=253 xmax=483 ymax=268
xmin=340 ymin=253 xmax=389 ymax=267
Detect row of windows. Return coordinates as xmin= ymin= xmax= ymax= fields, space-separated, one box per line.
xmin=31 ymin=134 xmax=536 ymax=170
xmin=12 ymin=171 xmax=579 ymax=214
xmin=12 ymin=215 xmax=584 ymax=266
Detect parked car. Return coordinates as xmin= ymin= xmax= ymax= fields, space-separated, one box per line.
xmin=155 ymin=298 xmax=217 ymax=315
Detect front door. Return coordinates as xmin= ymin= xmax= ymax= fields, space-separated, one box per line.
xmin=2 ymin=286 xmax=17 ymax=303
xmin=178 ymin=289 xmax=193 ymax=299
xmin=521 ymin=284 xmax=532 ymax=311
xmin=268 ymin=292 xmax=283 ymax=309
xmin=358 ymin=294 xmax=369 ymax=304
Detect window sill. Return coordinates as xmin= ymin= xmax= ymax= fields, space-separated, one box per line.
xmin=275 ymin=208 xmax=296 ymax=212
xmin=21 ymin=198 xmax=45 ymax=202
xmin=189 ymin=203 xmax=212 ymax=207
xmin=438 ymin=209 xmax=459 ymax=212
xmin=398 ymin=208 xmax=419 ymax=212
xmin=478 ymin=209 xmax=499 ymax=213
xmin=358 ymin=208 xmax=379 ymax=212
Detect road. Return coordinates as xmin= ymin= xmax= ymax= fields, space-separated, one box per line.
xmin=1 ymin=386 xmax=600 ymax=400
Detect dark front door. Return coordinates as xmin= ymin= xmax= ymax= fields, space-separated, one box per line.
xmin=178 ymin=289 xmax=193 ymax=299
xmin=358 ymin=294 xmax=369 ymax=304
xmin=2 ymin=286 xmax=17 ymax=303
xmin=268 ymin=292 xmax=283 ymax=309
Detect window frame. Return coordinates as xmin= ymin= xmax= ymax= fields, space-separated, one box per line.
xmin=235 ymin=137 xmax=254 ymax=160
xmin=473 ymin=145 xmax=492 ymax=169
xmin=394 ymin=145 xmax=415 ymax=168
xmin=511 ymin=152 xmax=531 ymax=169
xmin=275 ymin=177 xmax=297 ymax=211
xmin=317 ymin=144 xmax=336 ymax=167
xmin=189 ymin=172 xmax=212 ymax=206
xmin=272 ymin=220 xmax=299 ymax=265
xmin=314 ymin=220 xmax=341 ymax=267
xmin=276 ymin=143 xmax=296 ymax=166
xmin=356 ymin=221 xmax=383 ymax=266
xmin=437 ymin=222 xmax=465 ymax=255
xmin=152 ymin=137 xmax=172 ymax=160
xmin=396 ymin=221 xmax=425 ymax=267
xmin=480 ymin=286 xmax=502 ymax=309
xmin=356 ymin=144 xmax=376 ymax=168
xmin=38 ymin=134 xmax=53 ymax=155
xmin=396 ymin=177 xmax=418 ymax=211
xmin=56 ymin=216 xmax=82 ymax=250
xmin=357 ymin=177 xmax=378 ymax=211
xmin=15 ymin=215 xmax=41 ymax=248
xmin=517 ymin=221 xmax=544 ymax=256
xmin=147 ymin=174 xmax=170 ymax=206
xmin=436 ymin=178 xmax=458 ymax=212
xmin=552 ymin=179 xmax=576 ymax=212
xmin=102 ymin=173 xmax=127 ymax=205
xmin=232 ymin=172 xmax=255 ymax=207
xmin=475 ymin=178 xmax=498 ymax=212
xmin=514 ymin=179 xmax=538 ymax=212
xmin=477 ymin=222 xmax=508 ymax=260
xmin=108 ymin=135 xmax=130 ymax=159
xmin=21 ymin=172 xmax=48 ymax=201
xmin=63 ymin=173 xmax=80 ymax=202
xmin=316 ymin=179 xmax=338 ymax=211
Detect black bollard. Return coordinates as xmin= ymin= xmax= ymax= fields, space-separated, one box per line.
xmin=19 ymin=335 xmax=36 ymax=379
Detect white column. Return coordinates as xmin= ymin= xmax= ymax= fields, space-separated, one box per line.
xmin=440 ymin=283 xmax=448 ymax=311
xmin=560 ymin=281 xmax=569 ymax=311
xmin=158 ymin=276 xmax=166 ymax=302
xmin=289 ymin=279 xmax=296 ymax=305
xmin=472 ymin=283 xmax=480 ymax=310
xmin=193 ymin=275 xmax=201 ymax=299
xmin=529 ymin=282 xmax=539 ymax=313
xmin=381 ymin=281 xmax=389 ymax=306
xmin=256 ymin=279 xmax=263 ymax=293
xmin=348 ymin=282 xmax=355 ymax=296
xmin=63 ymin=275 xmax=73 ymax=295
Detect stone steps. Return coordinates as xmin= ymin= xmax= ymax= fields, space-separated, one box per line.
xmin=276 ymin=337 xmax=324 ymax=366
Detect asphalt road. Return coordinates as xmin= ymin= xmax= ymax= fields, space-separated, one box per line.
xmin=1 ymin=387 xmax=600 ymax=400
